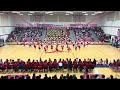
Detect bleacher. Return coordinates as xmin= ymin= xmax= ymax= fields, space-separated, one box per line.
xmin=45 ymin=27 xmax=71 ymax=42
xmin=0 ymin=39 xmax=4 ymax=47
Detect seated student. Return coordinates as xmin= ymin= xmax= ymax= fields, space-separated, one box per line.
xmin=53 ymin=59 xmax=58 ymax=71
xmin=80 ymin=75 xmax=84 ymax=79
xmin=73 ymin=59 xmax=78 ymax=72
xmin=44 ymin=74 xmax=48 ymax=79
xmin=58 ymin=61 xmax=63 ymax=71
xmin=38 ymin=62 xmax=43 ymax=72
xmin=72 ymin=74 xmax=77 ymax=79
xmin=43 ymin=60 xmax=48 ymax=72
xmin=78 ymin=60 xmax=83 ymax=72
xmin=32 ymin=73 xmax=36 ymax=79
xmin=26 ymin=74 xmax=30 ymax=79
xmin=49 ymin=61 xmax=53 ymax=72
xmin=62 ymin=59 xmax=67 ymax=70
xmin=68 ymin=59 xmax=73 ymax=71
xmin=59 ymin=74 xmax=64 ymax=79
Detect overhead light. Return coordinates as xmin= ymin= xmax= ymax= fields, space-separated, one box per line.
xmin=65 ymin=13 xmax=69 ymax=15
xmin=66 ymin=11 xmax=73 ymax=14
xmin=82 ymin=11 xmax=87 ymax=13
xmin=12 ymin=11 xmax=18 ymax=13
xmin=28 ymin=14 xmax=32 ymax=15
xmin=97 ymin=11 xmax=102 ymax=13
xmin=94 ymin=12 xmax=98 ymax=14
xmin=29 ymin=11 xmax=34 ymax=13
xmin=84 ymin=13 xmax=88 ymax=15
xmin=45 ymin=11 xmax=53 ymax=14
xmin=19 ymin=14 xmax=23 ymax=15
xmin=16 ymin=12 xmax=20 ymax=14
xmin=91 ymin=14 xmax=96 ymax=15
xmin=49 ymin=14 xmax=53 ymax=15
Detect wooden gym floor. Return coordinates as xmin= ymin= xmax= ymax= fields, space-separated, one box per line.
xmin=0 ymin=44 xmax=120 ymax=78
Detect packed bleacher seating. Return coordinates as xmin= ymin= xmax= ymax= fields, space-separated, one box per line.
xmin=20 ymin=27 xmax=43 ymax=42
xmin=70 ymin=27 xmax=93 ymax=42
xmin=0 ymin=58 xmax=96 ymax=73
xmin=92 ymin=27 xmax=110 ymax=42
xmin=111 ymin=36 xmax=120 ymax=48
xmin=0 ymin=38 xmax=4 ymax=47
xmin=6 ymin=27 xmax=45 ymax=42
xmin=110 ymin=59 xmax=120 ymax=71
xmin=7 ymin=27 xmax=25 ymax=42
xmin=45 ymin=27 xmax=71 ymax=42
xmin=0 ymin=73 xmax=118 ymax=79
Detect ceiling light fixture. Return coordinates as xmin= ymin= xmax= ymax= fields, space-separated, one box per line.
xmin=65 ymin=13 xmax=69 ymax=15
xmin=82 ymin=11 xmax=87 ymax=13
xmin=49 ymin=14 xmax=53 ymax=15
xmin=91 ymin=14 xmax=96 ymax=15
xmin=29 ymin=11 xmax=34 ymax=13
xmin=45 ymin=11 xmax=53 ymax=14
xmin=84 ymin=13 xmax=88 ymax=15
xmin=97 ymin=11 xmax=102 ymax=13
xmin=66 ymin=11 xmax=73 ymax=14
xmin=19 ymin=14 xmax=23 ymax=15
xmin=28 ymin=14 xmax=32 ymax=15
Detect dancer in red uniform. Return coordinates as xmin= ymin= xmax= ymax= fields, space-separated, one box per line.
xmin=75 ymin=44 xmax=77 ymax=51
xmin=67 ymin=46 xmax=71 ymax=53
xmin=61 ymin=41 xmax=64 ymax=51
xmin=77 ymin=42 xmax=81 ymax=50
xmin=23 ymin=42 xmax=25 ymax=47
xmin=34 ymin=43 xmax=36 ymax=49
xmin=51 ymin=41 xmax=53 ymax=51
xmin=72 ymin=41 xmax=75 ymax=48
xmin=29 ymin=42 xmax=32 ymax=47
xmin=44 ymin=46 xmax=47 ymax=52
xmin=38 ymin=44 xmax=41 ymax=51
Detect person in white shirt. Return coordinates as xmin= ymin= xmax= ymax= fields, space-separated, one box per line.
xmin=58 ymin=62 xmax=63 ymax=71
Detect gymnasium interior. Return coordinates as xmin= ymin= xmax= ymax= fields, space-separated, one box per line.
xmin=0 ymin=11 xmax=120 ymax=79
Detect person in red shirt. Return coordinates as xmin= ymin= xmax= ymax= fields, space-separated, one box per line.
xmin=23 ymin=42 xmax=25 ymax=47
xmin=67 ymin=46 xmax=71 ymax=53
xmin=62 ymin=59 xmax=66 ymax=68
xmin=44 ymin=46 xmax=47 ymax=52
xmin=49 ymin=61 xmax=53 ymax=72
xmin=38 ymin=44 xmax=41 ymax=51
xmin=38 ymin=61 xmax=43 ymax=72
xmin=78 ymin=59 xmax=83 ymax=72
xmin=77 ymin=42 xmax=81 ymax=50
xmin=51 ymin=42 xmax=53 ymax=51
xmin=1 ymin=62 xmax=7 ymax=71
xmin=53 ymin=59 xmax=58 ymax=71
xmin=83 ymin=41 xmax=86 ymax=47
xmin=34 ymin=43 xmax=36 ymax=49
xmin=29 ymin=42 xmax=32 ymax=47
xmin=73 ymin=59 xmax=78 ymax=72
xmin=75 ymin=45 xmax=77 ymax=51
xmin=43 ymin=60 xmax=48 ymax=72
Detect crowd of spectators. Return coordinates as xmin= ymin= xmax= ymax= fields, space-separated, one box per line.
xmin=0 ymin=38 xmax=4 ymax=47
xmin=20 ymin=27 xmax=43 ymax=42
xmin=0 ymin=73 xmax=117 ymax=79
xmin=70 ymin=27 xmax=93 ymax=42
xmin=0 ymin=58 xmax=119 ymax=72
xmin=7 ymin=27 xmax=25 ymax=42
xmin=111 ymin=36 xmax=120 ymax=48
xmin=45 ymin=27 xmax=71 ymax=42
xmin=92 ymin=27 xmax=110 ymax=42
xmin=0 ymin=58 xmax=96 ymax=73
xmin=7 ymin=27 xmax=45 ymax=42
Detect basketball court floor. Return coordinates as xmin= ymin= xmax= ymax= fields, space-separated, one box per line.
xmin=0 ymin=43 xmax=120 ymax=78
